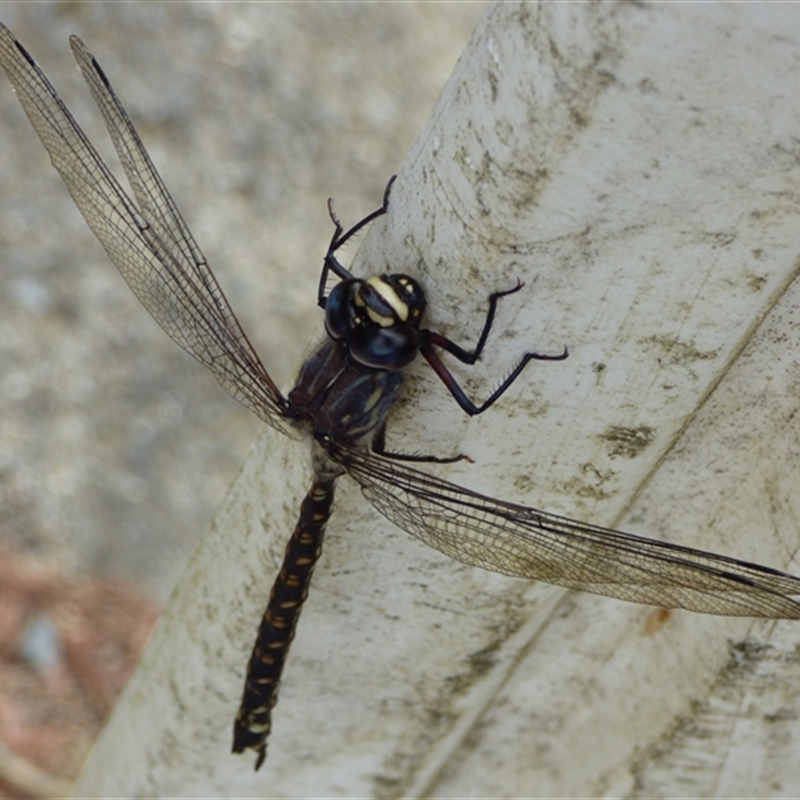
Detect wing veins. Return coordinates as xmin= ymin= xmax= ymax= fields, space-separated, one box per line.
xmin=0 ymin=25 xmax=291 ymax=433
xmin=337 ymin=447 xmax=800 ymax=618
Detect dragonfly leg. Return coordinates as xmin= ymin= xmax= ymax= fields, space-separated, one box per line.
xmin=318 ymin=175 xmax=397 ymax=308
xmin=232 ymin=477 xmax=337 ymax=770
xmin=371 ymin=420 xmax=470 ymax=464
xmin=419 ymin=283 xmax=568 ymax=416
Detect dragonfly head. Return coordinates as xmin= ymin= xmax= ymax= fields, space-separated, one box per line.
xmin=325 ymin=273 xmax=426 ymax=370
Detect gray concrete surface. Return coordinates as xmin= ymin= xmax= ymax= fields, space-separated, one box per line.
xmin=0 ymin=3 xmax=485 ymax=601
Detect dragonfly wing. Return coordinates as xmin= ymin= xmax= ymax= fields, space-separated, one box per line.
xmin=69 ymin=36 xmax=205 ymax=292
xmin=0 ymin=26 xmax=292 ymax=434
xmin=336 ymin=446 xmax=800 ymax=618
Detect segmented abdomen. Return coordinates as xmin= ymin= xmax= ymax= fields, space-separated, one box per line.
xmin=232 ymin=477 xmax=336 ymax=770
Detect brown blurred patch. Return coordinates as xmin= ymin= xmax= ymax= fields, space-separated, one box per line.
xmin=643 ymin=606 xmax=672 ymax=636
xmin=0 ymin=548 xmax=159 ymax=798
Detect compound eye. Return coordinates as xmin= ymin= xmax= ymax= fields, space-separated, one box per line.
xmin=325 ymin=280 xmax=360 ymax=340
xmin=348 ymin=324 xmax=419 ymax=370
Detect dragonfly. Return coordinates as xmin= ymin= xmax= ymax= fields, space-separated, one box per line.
xmin=3 ymin=26 xmax=800 ymax=772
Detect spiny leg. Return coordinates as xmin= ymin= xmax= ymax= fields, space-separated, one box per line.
xmin=318 ymin=175 xmax=397 ymax=306
xmin=371 ymin=420 xmax=472 ymax=464
xmin=419 ymin=282 xmax=568 ymax=416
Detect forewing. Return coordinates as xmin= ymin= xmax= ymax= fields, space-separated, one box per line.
xmin=0 ymin=26 xmax=292 ymax=434
xmin=336 ymin=447 xmax=800 ymax=618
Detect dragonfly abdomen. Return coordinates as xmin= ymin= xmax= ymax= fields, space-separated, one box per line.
xmin=232 ymin=477 xmax=337 ymax=770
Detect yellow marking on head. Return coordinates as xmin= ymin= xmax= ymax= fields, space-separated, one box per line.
xmin=365 ymin=308 xmax=394 ymax=327
xmin=366 ymin=275 xmax=408 ymax=323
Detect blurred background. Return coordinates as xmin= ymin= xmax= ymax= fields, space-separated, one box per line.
xmin=0 ymin=2 xmax=484 ymax=599
xmin=0 ymin=2 xmax=485 ymax=790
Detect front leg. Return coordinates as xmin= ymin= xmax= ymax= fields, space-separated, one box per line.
xmin=317 ymin=176 xmax=397 ymax=309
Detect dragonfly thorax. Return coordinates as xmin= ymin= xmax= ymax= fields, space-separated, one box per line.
xmin=324 ymin=273 xmax=426 ymax=370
